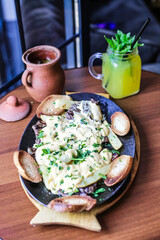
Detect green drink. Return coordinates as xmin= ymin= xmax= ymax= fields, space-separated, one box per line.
xmin=102 ymin=47 xmax=141 ymax=99
xmin=88 ymin=30 xmax=143 ymax=99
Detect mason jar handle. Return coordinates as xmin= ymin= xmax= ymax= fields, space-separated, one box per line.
xmin=88 ymin=52 xmax=103 ymax=80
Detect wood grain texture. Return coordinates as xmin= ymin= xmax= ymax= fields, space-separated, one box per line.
xmin=0 ymin=68 xmax=160 ymax=240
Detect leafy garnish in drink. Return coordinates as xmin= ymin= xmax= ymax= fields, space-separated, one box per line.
xmin=104 ymin=30 xmax=143 ymax=54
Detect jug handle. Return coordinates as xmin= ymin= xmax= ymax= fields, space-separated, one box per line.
xmin=22 ymin=69 xmax=32 ymax=87
xmin=88 ymin=53 xmax=103 ymax=80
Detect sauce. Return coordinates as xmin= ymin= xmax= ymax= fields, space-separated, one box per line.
xmin=34 ymin=100 xmax=112 ymax=195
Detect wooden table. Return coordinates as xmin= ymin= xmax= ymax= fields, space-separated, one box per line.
xmin=0 ymin=67 xmax=160 ymax=240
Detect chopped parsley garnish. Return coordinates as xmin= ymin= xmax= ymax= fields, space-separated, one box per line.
xmin=50 ymin=161 xmax=54 ymax=165
xmin=37 ymin=131 xmax=44 ymax=139
xmin=51 ymin=156 xmax=57 ymax=161
xmin=55 ymin=132 xmax=58 ymax=137
xmin=59 ymin=145 xmax=67 ymax=151
xmin=93 ymin=143 xmax=100 ymax=148
xmin=69 ymin=123 xmax=76 ymax=127
xmin=92 ymin=188 xmax=106 ymax=197
xmin=66 ymin=143 xmax=73 ymax=149
xmin=112 ymin=150 xmax=120 ymax=154
xmin=54 ymin=162 xmax=58 ymax=167
xmin=38 ymin=168 xmax=42 ymax=175
xmin=68 ymin=188 xmax=79 ymax=196
xmin=59 ymin=166 xmax=63 ymax=170
xmin=80 ymin=118 xmax=88 ymax=125
xmin=60 ymin=179 xmax=64 ymax=185
xmin=71 ymin=157 xmax=86 ymax=163
xmin=65 ymin=174 xmax=72 ymax=178
xmin=54 ymin=123 xmax=58 ymax=128
xmin=98 ymin=173 xmax=107 ymax=179
xmin=83 ymin=150 xmax=91 ymax=157
xmin=71 ymin=176 xmax=79 ymax=180
xmin=41 ymin=148 xmax=51 ymax=155
xmin=79 ymin=143 xmax=86 ymax=150
xmin=89 ymin=166 xmax=94 ymax=172
xmin=71 ymin=149 xmax=92 ymax=164
xmin=92 ymin=149 xmax=98 ymax=153
xmin=53 ymin=151 xmax=60 ymax=155
xmin=35 ymin=142 xmax=44 ymax=148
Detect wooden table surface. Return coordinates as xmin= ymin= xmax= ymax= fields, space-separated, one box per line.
xmin=0 ymin=67 xmax=160 ymax=240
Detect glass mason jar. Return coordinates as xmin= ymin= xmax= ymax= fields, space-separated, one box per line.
xmin=88 ymin=47 xmax=141 ymax=99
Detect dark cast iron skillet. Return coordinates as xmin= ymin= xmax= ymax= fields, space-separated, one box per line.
xmin=19 ymin=93 xmax=135 ymax=207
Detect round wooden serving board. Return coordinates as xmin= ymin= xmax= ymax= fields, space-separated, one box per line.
xmin=20 ymin=117 xmax=140 ymax=232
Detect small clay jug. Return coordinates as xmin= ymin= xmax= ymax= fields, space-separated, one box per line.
xmin=22 ymin=45 xmax=65 ymax=102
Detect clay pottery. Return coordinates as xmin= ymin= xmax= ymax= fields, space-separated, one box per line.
xmin=22 ymin=45 xmax=65 ymax=102
xmin=0 ymin=95 xmax=30 ymax=122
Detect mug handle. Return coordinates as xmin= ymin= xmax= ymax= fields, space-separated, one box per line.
xmin=88 ymin=53 xmax=103 ymax=80
xmin=22 ymin=69 xmax=32 ymax=87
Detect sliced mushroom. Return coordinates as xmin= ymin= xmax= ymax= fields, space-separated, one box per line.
xmin=47 ymin=195 xmax=96 ymax=212
xmin=111 ymin=111 xmax=130 ymax=136
xmin=104 ymin=155 xmax=133 ymax=186
xmin=36 ymin=94 xmax=72 ymax=118
xmin=13 ymin=150 xmax=42 ymax=183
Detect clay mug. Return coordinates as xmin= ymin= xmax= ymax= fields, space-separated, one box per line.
xmin=22 ymin=45 xmax=65 ymax=102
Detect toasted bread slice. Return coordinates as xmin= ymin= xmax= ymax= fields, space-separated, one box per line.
xmin=47 ymin=195 xmax=96 ymax=212
xmin=13 ymin=150 xmax=42 ymax=183
xmin=104 ymin=155 xmax=133 ymax=186
xmin=36 ymin=94 xmax=72 ymax=118
xmin=111 ymin=111 xmax=130 ymax=136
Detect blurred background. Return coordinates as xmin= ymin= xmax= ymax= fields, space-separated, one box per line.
xmin=1 ymin=0 xmax=160 ymax=97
